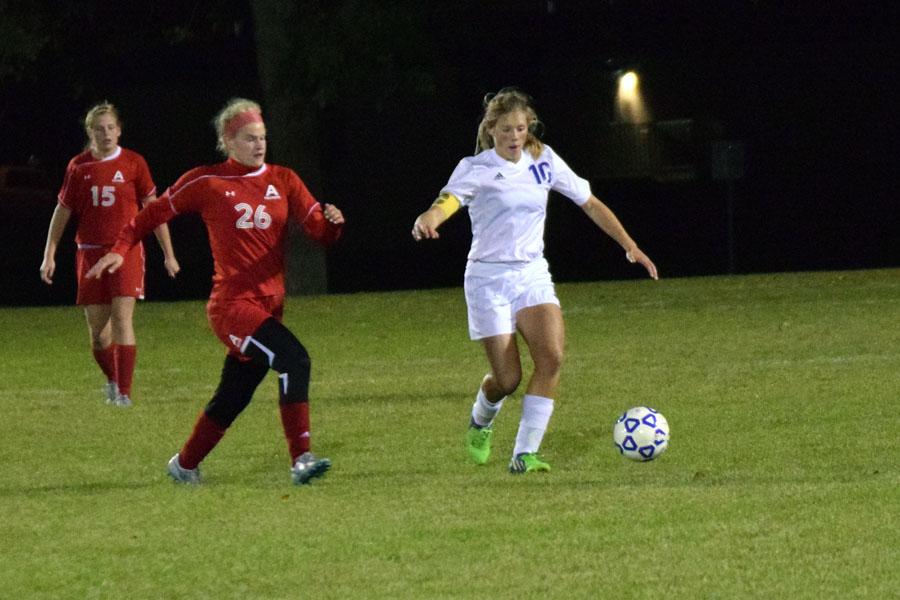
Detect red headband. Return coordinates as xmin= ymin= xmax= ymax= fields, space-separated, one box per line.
xmin=224 ymin=110 xmax=263 ymax=138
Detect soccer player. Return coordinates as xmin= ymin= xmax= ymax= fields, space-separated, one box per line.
xmin=40 ymin=101 xmax=180 ymax=407
xmin=412 ymin=88 xmax=658 ymax=474
xmin=87 ymin=98 xmax=344 ymax=486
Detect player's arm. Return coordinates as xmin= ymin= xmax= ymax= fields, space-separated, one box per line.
xmin=141 ymin=194 xmax=180 ymax=278
xmin=322 ymin=204 xmax=344 ymax=226
xmin=39 ymin=203 xmax=72 ymax=284
xmin=296 ymin=199 xmax=344 ymax=245
xmin=581 ymin=195 xmax=658 ymax=280
xmin=87 ymin=194 xmax=177 ymax=279
xmin=412 ymin=192 xmax=460 ymax=241
xmin=289 ymin=172 xmax=344 ymax=245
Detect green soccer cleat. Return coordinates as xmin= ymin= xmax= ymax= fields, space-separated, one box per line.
xmin=466 ymin=425 xmax=493 ymax=465
xmin=508 ymin=452 xmax=551 ymax=474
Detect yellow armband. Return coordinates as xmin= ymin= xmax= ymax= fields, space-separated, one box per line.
xmin=432 ymin=192 xmax=461 ymax=218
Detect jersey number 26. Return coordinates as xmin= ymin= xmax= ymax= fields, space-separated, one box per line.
xmin=235 ymin=203 xmax=272 ymax=229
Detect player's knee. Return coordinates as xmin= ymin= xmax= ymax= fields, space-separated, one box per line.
xmin=89 ymin=328 xmax=111 ymax=349
xmin=245 ymin=318 xmax=311 ymax=400
xmin=493 ymin=370 xmax=521 ymax=397
xmin=205 ymin=356 xmax=267 ymax=427
xmin=266 ymin=338 xmax=310 ymax=402
xmin=205 ymin=385 xmax=252 ymax=427
xmin=271 ymin=338 xmax=310 ymax=380
xmin=535 ymin=349 xmax=564 ymax=377
xmin=110 ymin=322 xmax=134 ymax=344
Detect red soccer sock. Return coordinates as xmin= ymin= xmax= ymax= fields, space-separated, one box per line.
xmin=179 ymin=412 xmax=227 ymax=470
xmin=92 ymin=344 xmax=117 ymax=383
xmin=279 ymin=402 xmax=310 ymax=463
xmin=115 ymin=344 xmax=137 ymax=397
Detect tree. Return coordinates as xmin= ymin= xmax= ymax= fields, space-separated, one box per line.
xmin=250 ymin=0 xmax=436 ymax=294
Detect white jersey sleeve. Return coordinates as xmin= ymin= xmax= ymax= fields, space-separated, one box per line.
xmin=548 ymin=147 xmax=592 ymax=206
xmin=440 ymin=146 xmax=592 ymax=263
xmin=442 ymin=157 xmax=481 ymax=206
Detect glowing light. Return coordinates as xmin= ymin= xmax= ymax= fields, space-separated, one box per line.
xmin=615 ymin=70 xmax=649 ymax=124
xmin=619 ymin=71 xmax=638 ymax=96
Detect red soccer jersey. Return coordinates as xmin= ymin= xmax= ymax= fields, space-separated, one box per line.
xmin=57 ymin=146 xmax=156 ymax=246
xmin=112 ymin=158 xmax=341 ymax=300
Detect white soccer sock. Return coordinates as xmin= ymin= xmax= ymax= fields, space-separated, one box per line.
xmin=513 ymin=394 xmax=555 ymax=456
xmin=471 ymin=384 xmax=505 ymax=428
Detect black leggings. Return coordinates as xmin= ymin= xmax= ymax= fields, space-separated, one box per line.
xmin=205 ymin=318 xmax=311 ymax=427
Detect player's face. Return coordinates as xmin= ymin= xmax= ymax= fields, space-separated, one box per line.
xmin=489 ymin=110 xmax=529 ymax=162
xmin=227 ymin=122 xmax=267 ymax=168
xmin=88 ymin=114 xmax=121 ymax=158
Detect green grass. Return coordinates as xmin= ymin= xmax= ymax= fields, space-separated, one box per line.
xmin=1 ymin=269 xmax=897 ymax=599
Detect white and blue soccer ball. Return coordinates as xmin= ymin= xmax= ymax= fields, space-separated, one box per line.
xmin=613 ymin=406 xmax=670 ymax=461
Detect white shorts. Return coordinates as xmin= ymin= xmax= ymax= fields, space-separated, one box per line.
xmin=464 ymin=258 xmax=560 ymax=340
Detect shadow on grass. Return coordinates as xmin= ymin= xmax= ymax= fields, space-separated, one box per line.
xmin=328 ymin=390 xmax=466 ymax=406
xmin=0 ymin=479 xmax=161 ymax=498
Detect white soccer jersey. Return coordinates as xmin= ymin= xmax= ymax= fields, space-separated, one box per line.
xmin=442 ymin=145 xmax=592 ymax=263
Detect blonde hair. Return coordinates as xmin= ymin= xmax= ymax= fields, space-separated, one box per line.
xmin=475 ymin=88 xmax=544 ymax=159
xmin=213 ymin=98 xmax=262 ymax=154
xmin=84 ymin=101 xmax=120 ymax=135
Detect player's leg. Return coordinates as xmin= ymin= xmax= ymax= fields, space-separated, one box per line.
xmin=171 ymin=296 xmax=295 ymax=484
xmin=85 ymin=303 xmax=113 ymax=352
xmin=517 ymin=303 xmax=565 ymax=398
xmin=243 ymin=317 xmax=330 ymax=484
xmin=463 ymin=263 xmax=524 ymax=464
xmin=476 ymin=333 xmax=521 ymax=425
xmin=106 ymin=244 xmax=144 ymax=405
xmin=78 ymin=248 xmax=118 ymax=401
xmin=109 ymin=296 xmax=136 ymax=345
xmin=507 ymin=302 xmax=564 ymax=473
xmin=170 ymin=352 xmax=269 ymax=484
xmin=465 ymin=334 xmax=522 ymax=465
xmin=84 ymin=304 xmax=117 ymax=403
xmin=110 ymin=296 xmax=137 ymax=405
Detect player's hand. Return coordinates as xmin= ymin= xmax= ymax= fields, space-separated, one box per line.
xmin=86 ymin=253 xmax=125 ymax=279
xmin=412 ymin=212 xmax=441 ymax=241
xmin=626 ymin=247 xmax=659 ymax=280
xmin=39 ymin=257 xmax=56 ymax=284
xmin=323 ymin=203 xmax=344 ymax=225
xmin=164 ymin=256 xmax=181 ymax=278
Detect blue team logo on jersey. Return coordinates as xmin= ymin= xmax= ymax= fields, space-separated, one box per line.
xmin=528 ymin=162 xmax=551 ymax=184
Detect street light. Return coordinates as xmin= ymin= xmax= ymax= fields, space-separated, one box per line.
xmin=615 ymin=70 xmax=649 ymax=123
xmin=618 ymin=71 xmax=638 ymax=96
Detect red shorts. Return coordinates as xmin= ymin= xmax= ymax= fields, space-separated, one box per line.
xmin=76 ymin=244 xmax=145 ymax=305
xmin=207 ymin=295 xmax=284 ymax=358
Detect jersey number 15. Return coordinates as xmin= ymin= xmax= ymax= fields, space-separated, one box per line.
xmin=91 ymin=185 xmax=116 ymax=207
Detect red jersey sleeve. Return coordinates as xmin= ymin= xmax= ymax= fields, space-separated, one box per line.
xmin=133 ymin=154 xmax=157 ymax=200
xmin=286 ymin=169 xmax=342 ymax=246
xmin=57 ymin=157 xmax=79 ymax=209
xmin=110 ymin=195 xmax=175 ymax=256
xmin=110 ymin=166 xmax=207 ymax=255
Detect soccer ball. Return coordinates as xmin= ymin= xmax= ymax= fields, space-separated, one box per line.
xmin=613 ymin=406 xmax=670 ymax=461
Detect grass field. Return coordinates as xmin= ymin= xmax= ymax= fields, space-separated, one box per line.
xmin=1 ymin=269 xmax=897 ymax=599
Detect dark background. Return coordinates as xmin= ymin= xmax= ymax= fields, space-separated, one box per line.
xmin=1 ymin=1 xmax=896 ymax=306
